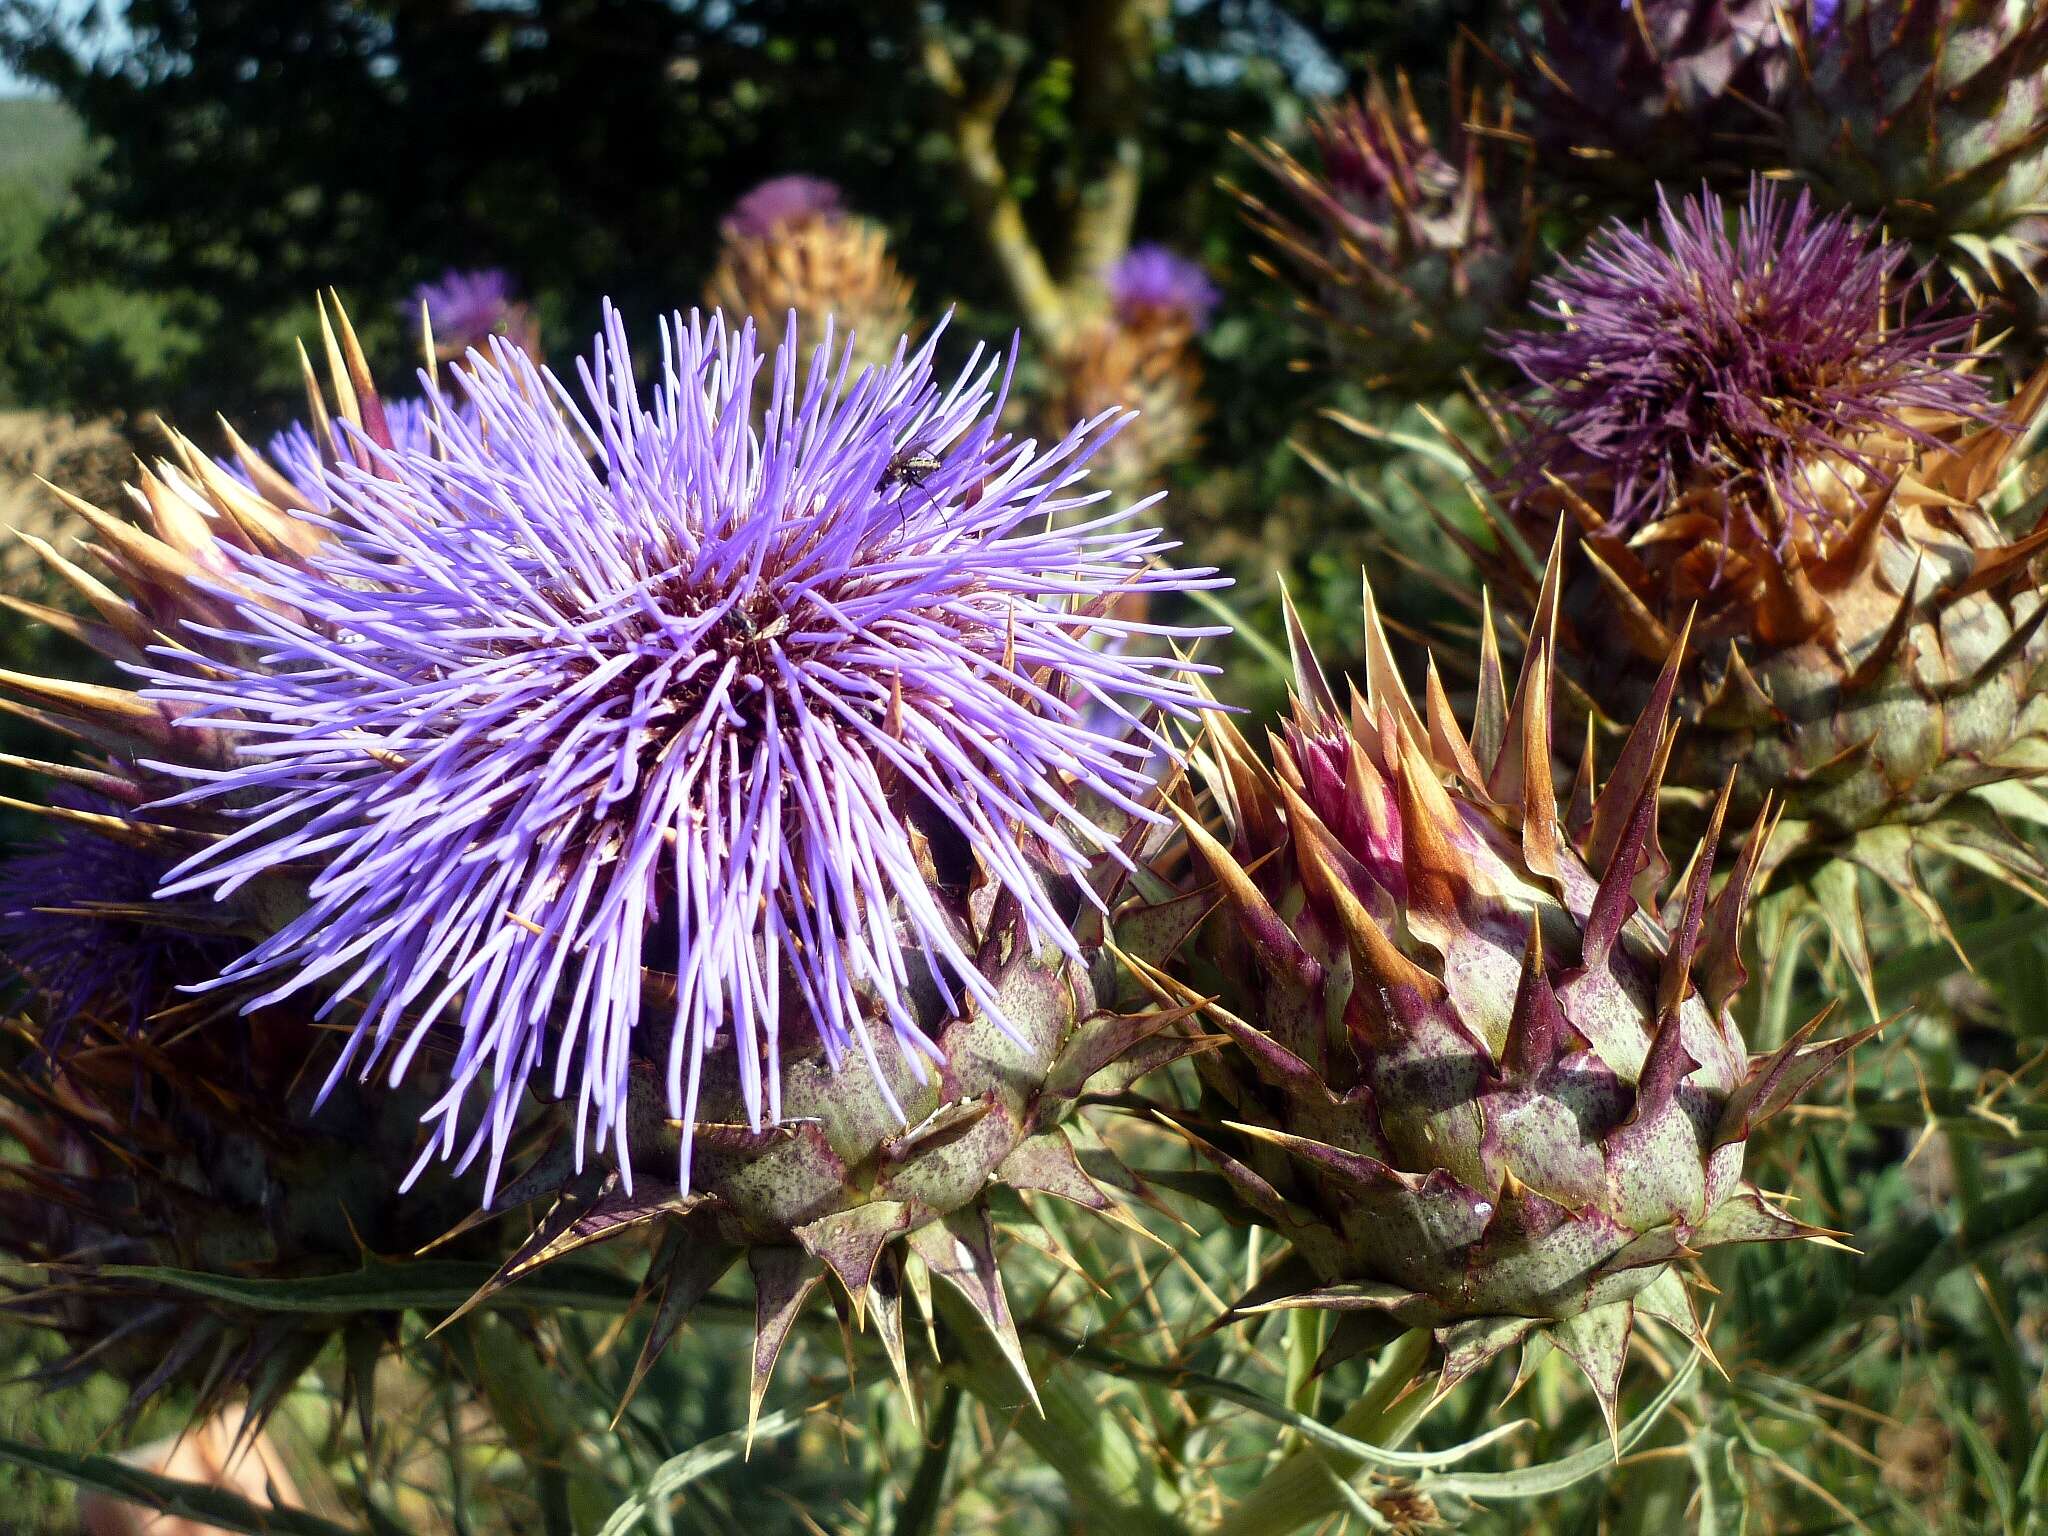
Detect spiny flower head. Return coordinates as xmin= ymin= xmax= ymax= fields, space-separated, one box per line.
xmin=1510 ymin=0 xmax=1794 ymax=196
xmin=1232 ymin=52 xmax=1535 ymax=388
xmin=724 ymin=175 xmax=847 ymax=239
xmin=1106 ymin=245 xmax=1221 ymax=335
xmin=145 ymin=307 xmax=1222 ymax=1197
xmin=0 ymin=792 xmax=235 ymax=1042
xmin=1495 ymin=180 xmax=1985 ymax=537
xmin=407 ymin=268 xmax=537 ymax=362
xmin=1172 ymin=571 xmax=1875 ymax=1424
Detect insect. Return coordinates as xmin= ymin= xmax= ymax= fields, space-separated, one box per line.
xmin=714 ymin=604 xmax=789 ymax=646
xmin=877 ymin=446 xmax=942 ymax=494
xmin=876 ymin=445 xmax=944 ymax=529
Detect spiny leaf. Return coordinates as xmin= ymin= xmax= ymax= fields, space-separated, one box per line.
xmin=1429 ymin=1348 xmax=1702 ymax=1499
xmin=595 ymin=1387 xmax=842 ymax=1536
xmin=94 ymin=1259 xmax=638 ymax=1315
xmin=0 ymin=1432 xmax=372 ymax=1536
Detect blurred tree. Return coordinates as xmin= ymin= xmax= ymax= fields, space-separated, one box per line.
xmin=0 ymin=0 xmax=1471 ymax=428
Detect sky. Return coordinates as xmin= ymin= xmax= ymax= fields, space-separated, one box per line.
xmin=1 ymin=4 xmax=129 ymax=96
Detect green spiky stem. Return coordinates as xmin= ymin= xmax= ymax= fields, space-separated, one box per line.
xmin=1210 ymin=1329 xmax=1432 ymax=1536
xmin=934 ymin=1287 xmax=1186 ymax=1536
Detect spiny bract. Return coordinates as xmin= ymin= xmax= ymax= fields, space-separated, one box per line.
xmin=1162 ymin=567 xmax=1872 ymax=1427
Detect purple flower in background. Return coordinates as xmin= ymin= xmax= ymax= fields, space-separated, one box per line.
xmin=408 ymin=268 xmax=528 ymax=356
xmin=1493 ymin=180 xmax=1983 ymax=533
xmin=237 ymin=396 xmax=459 ymax=507
xmin=1107 ymin=244 xmax=1221 ymax=333
xmin=146 ymin=309 xmax=1224 ymax=1195
xmin=0 ymin=794 xmax=236 ymax=1042
xmin=723 ymin=175 xmax=847 ymax=239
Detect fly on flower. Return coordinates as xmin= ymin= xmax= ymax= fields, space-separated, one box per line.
xmin=142 ymin=307 xmax=1226 ymax=1201
xmin=874 ymin=443 xmax=945 ymax=529
xmin=876 ymin=445 xmax=942 ymax=495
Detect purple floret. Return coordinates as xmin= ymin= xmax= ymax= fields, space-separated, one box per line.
xmin=723 ymin=175 xmax=847 ymax=239
xmin=1107 ymin=245 xmax=1222 ymax=333
xmin=1493 ymin=179 xmax=1984 ymax=534
xmin=408 ymin=268 xmax=523 ymax=353
xmin=145 ymin=308 xmax=1226 ymax=1197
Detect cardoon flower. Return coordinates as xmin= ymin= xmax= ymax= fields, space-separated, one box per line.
xmin=707 ymin=176 xmax=914 ymax=373
xmin=1495 ymin=181 xmax=1984 ymax=536
xmin=145 ymin=307 xmax=1222 ymax=1204
xmin=1462 ymin=177 xmax=2048 ymax=1007
xmin=1106 ymin=244 xmax=1220 ymax=334
xmin=721 ymin=173 xmax=847 ymax=239
xmin=408 ymin=267 xmax=541 ymax=362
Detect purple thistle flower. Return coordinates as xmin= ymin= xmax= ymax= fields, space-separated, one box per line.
xmin=723 ymin=175 xmax=847 ymax=240
xmin=1106 ymin=245 xmax=1221 ymax=333
xmin=0 ymin=794 xmax=237 ymax=1042
xmin=1493 ymin=180 xmax=1985 ymax=534
xmin=144 ymin=309 xmax=1225 ymax=1197
xmin=408 ymin=268 xmax=526 ymax=355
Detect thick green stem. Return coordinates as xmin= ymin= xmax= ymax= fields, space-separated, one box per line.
xmin=889 ymin=1384 xmax=964 ymax=1536
xmin=464 ymin=1317 xmax=613 ymax=1533
xmin=935 ymin=1287 xmax=1185 ymax=1536
xmin=1282 ymin=1309 xmax=1325 ymax=1431
xmin=1211 ymin=1329 xmax=1433 ymax=1536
